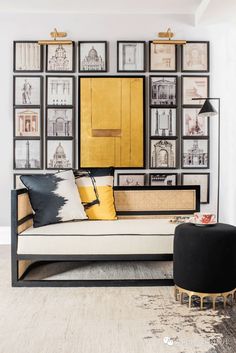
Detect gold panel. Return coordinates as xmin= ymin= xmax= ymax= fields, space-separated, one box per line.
xmin=80 ymin=77 xmax=144 ymax=168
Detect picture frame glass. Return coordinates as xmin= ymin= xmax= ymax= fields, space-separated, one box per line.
xmin=182 ymin=174 xmax=209 ymax=203
xmin=47 ymin=140 xmax=73 ymax=169
xmin=15 ymin=108 xmax=41 ymax=137
xmin=47 ymin=44 xmax=73 ymax=72
xmin=79 ymin=42 xmax=106 ymax=72
xmin=150 ymin=174 xmax=177 ymax=186
xmin=47 ymin=108 xmax=73 ymax=137
xmin=118 ymin=174 xmax=145 ymax=186
xmin=118 ymin=42 xmax=144 ymax=71
xmin=182 ymin=42 xmax=209 ymax=71
xmin=151 ymin=139 xmax=176 ymax=168
xmin=150 ymin=76 xmax=177 ymax=106
xmin=15 ymin=140 xmax=41 ymax=169
xmin=47 ymin=77 xmax=73 ymax=106
xmin=151 ymin=108 xmax=176 ymax=137
xmin=15 ymin=42 xmax=41 ymax=71
xmin=182 ymin=139 xmax=208 ymax=168
xmin=150 ymin=43 xmax=176 ymax=71
xmin=14 ymin=77 xmax=41 ymax=106
xmin=182 ymin=76 xmax=208 ymax=106
xmin=182 ymin=108 xmax=208 ymax=136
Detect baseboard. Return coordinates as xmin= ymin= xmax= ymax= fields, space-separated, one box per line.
xmin=0 ymin=227 xmax=10 ymax=244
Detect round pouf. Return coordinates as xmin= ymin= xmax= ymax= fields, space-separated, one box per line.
xmin=174 ymin=223 xmax=236 ymax=309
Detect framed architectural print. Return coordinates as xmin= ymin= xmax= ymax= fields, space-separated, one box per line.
xmin=182 ymin=139 xmax=209 ymax=169
xmin=181 ymin=41 xmax=209 ymax=72
xmin=182 ymin=173 xmax=210 ymax=203
xmin=13 ymin=41 xmax=43 ymax=72
xmin=14 ymin=139 xmax=42 ymax=170
xmin=150 ymin=108 xmax=177 ymax=137
xmin=46 ymin=76 xmax=74 ymax=106
xmin=78 ymin=41 xmax=108 ymax=72
xmin=46 ymin=140 xmax=74 ymax=169
xmin=117 ymin=41 xmax=145 ymax=72
xmin=14 ymin=108 xmax=41 ymax=137
xmin=150 ymin=76 xmax=177 ymax=107
xmin=46 ymin=108 xmax=74 ymax=137
xmin=79 ymin=76 xmax=145 ymax=168
xmin=117 ymin=173 xmax=146 ymax=186
xmin=46 ymin=43 xmax=75 ymax=72
xmin=150 ymin=139 xmax=177 ymax=169
xmin=182 ymin=108 xmax=209 ymax=137
xmin=149 ymin=42 xmax=177 ymax=72
xmin=13 ymin=76 xmax=42 ymax=106
xmin=182 ymin=75 xmax=209 ymax=106
xmin=149 ymin=173 xmax=177 ymax=186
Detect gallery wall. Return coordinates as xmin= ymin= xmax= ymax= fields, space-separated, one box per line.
xmin=0 ymin=12 xmax=236 ymax=230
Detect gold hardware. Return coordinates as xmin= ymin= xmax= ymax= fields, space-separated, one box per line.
xmin=153 ymin=28 xmax=186 ymax=45
xmin=38 ymin=28 xmax=72 ymax=45
xmin=175 ymin=285 xmax=236 ymax=310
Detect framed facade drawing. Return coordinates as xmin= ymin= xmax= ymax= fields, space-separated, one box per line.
xmin=149 ymin=42 xmax=177 ymax=72
xmin=78 ymin=41 xmax=107 ymax=72
xmin=46 ymin=108 xmax=74 ymax=137
xmin=79 ymin=76 xmax=145 ymax=168
xmin=150 ymin=76 xmax=177 ymax=106
xmin=150 ymin=139 xmax=177 ymax=169
xmin=13 ymin=41 xmax=43 ymax=72
xmin=117 ymin=173 xmax=146 ymax=186
xmin=150 ymin=108 xmax=177 ymax=137
xmin=46 ymin=140 xmax=74 ymax=169
xmin=182 ymin=108 xmax=209 ymax=137
xmin=117 ymin=41 xmax=145 ymax=72
xmin=181 ymin=41 xmax=209 ymax=72
xmin=149 ymin=173 xmax=177 ymax=186
xmin=182 ymin=75 xmax=209 ymax=106
xmin=182 ymin=173 xmax=210 ymax=203
xmin=182 ymin=139 xmax=209 ymax=169
xmin=14 ymin=76 xmax=42 ymax=106
xmin=14 ymin=139 xmax=42 ymax=170
xmin=46 ymin=76 xmax=74 ymax=106
xmin=46 ymin=43 xmax=75 ymax=72
xmin=14 ymin=108 xmax=41 ymax=137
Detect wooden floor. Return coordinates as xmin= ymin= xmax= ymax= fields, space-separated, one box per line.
xmin=0 ymin=245 xmax=236 ymax=353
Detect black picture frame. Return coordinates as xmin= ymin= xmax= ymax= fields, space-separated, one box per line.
xmin=117 ymin=173 xmax=146 ymax=186
xmin=149 ymin=75 xmax=178 ymax=107
xmin=181 ymin=138 xmax=210 ymax=169
xmin=149 ymin=173 xmax=178 ymax=186
xmin=13 ymin=75 xmax=43 ymax=107
xmin=117 ymin=41 xmax=146 ymax=73
xmin=46 ymin=75 xmax=75 ymax=107
xmin=181 ymin=41 xmax=210 ymax=73
xmin=149 ymin=41 xmax=177 ymax=72
xmin=78 ymin=41 xmax=108 ymax=73
xmin=150 ymin=107 xmax=178 ymax=138
xmin=181 ymin=172 xmax=210 ymax=204
xmin=150 ymin=138 xmax=178 ymax=169
xmin=181 ymin=75 xmax=209 ymax=107
xmin=46 ymin=107 xmax=75 ymax=138
xmin=181 ymin=107 xmax=209 ymax=138
xmin=46 ymin=138 xmax=75 ymax=170
xmin=13 ymin=106 xmax=43 ymax=138
xmin=13 ymin=41 xmax=43 ymax=73
xmin=46 ymin=42 xmax=75 ymax=73
xmin=13 ymin=138 xmax=43 ymax=170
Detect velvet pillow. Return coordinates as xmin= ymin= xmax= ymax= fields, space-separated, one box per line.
xmin=20 ymin=170 xmax=87 ymax=228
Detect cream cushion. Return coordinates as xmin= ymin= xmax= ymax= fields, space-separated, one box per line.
xmin=18 ymin=219 xmax=176 ymax=255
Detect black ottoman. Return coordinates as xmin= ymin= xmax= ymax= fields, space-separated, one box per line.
xmin=174 ymin=223 xmax=236 ymax=309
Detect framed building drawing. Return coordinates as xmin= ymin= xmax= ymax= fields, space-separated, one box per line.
xmin=150 ymin=76 xmax=177 ymax=106
xmin=150 ymin=108 xmax=177 ymax=137
xmin=117 ymin=173 xmax=146 ymax=186
xmin=182 ymin=139 xmax=209 ymax=169
xmin=78 ymin=41 xmax=108 ymax=72
xmin=13 ymin=41 xmax=43 ymax=72
xmin=46 ymin=108 xmax=74 ymax=137
xmin=181 ymin=41 xmax=209 ymax=72
xmin=182 ymin=75 xmax=209 ymax=106
xmin=79 ymin=76 xmax=145 ymax=168
xmin=14 ymin=139 xmax=42 ymax=170
xmin=182 ymin=173 xmax=210 ymax=203
xmin=46 ymin=140 xmax=74 ymax=169
xmin=149 ymin=173 xmax=177 ymax=186
xmin=46 ymin=43 xmax=75 ymax=72
xmin=149 ymin=42 xmax=177 ymax=72
xmin=14 ymin=108 xmax=41 ymax=137
xmin=150 ymin=139 xmax=177 ymax=169
xmin=182 ymin=108 xmax=209 ymax=137
xmin=46 ymin=76 xmax=74 ymax=106
xmin=117 ymin=41 xmax=145 ymax=72
xmin=13 ymin=76 xmax=42 ymax=106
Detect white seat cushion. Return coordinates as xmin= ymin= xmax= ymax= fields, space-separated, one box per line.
xmin=18 ymin=219 xmax=176 ymax=255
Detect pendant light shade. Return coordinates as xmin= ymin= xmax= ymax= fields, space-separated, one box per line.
xmin=198 ymin=99 xmax=218 ymax=117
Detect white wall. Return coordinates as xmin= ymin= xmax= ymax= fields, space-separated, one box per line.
xmin=0 ymin=12 xmax=235 ymax=230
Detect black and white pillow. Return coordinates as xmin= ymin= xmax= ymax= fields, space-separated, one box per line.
xmin=20 ymin=170 xmax=87 ymax=228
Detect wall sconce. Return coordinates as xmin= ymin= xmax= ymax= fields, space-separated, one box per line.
xmin=152 ymin=28 xmax=186 ymax=45
xmin=38 ymin=28 xmax=72 ymax=45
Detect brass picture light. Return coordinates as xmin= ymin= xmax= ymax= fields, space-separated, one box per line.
xmin=38 ymin=28 xmax=72 ymax=45
xmin=152 ymin=28 xmax=186 ymax=45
